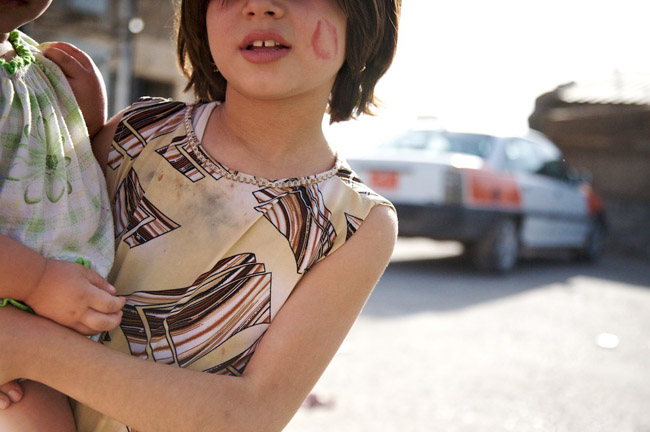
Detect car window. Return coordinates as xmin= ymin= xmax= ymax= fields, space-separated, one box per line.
xmin=443 ymin=132 xmax=494 ymax=157
xmin=381 ymin=130 xmax=431 ymax=150
xmin=382 ymin=130 xmax=494 ymax=158
xmin=505 ymin=139 xmax=540 ymax=173
xmin=505 ymin=138 xmax=571 ymax=181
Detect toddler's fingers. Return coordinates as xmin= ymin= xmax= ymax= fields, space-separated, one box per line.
xmin=0 ymin=380 xmax=23 ymax=408
xmin=43 ymin=41 xmax=95 ymax=70
xmin=83 ymin=267 xmax=117 ymax=295
xmin=81 ymin=309 xmax=124 ymax=333
xmin=96 ymin=279 xmax=117 ymax=295
xmin=42 ymin=45 xmax=86 ymax=80
xmin=88 ymin=287 xmax=126 ymax=314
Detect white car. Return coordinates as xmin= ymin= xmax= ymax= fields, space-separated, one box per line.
xmin=346 ymin=128 xmax=607 ymax=272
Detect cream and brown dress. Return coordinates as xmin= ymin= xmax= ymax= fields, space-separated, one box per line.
xmin=74 ymin=98 xmax=394 ymax=431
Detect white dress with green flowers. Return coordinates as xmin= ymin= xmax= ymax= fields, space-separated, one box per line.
xmin=0 ymin=30 xmax=113 ymax=278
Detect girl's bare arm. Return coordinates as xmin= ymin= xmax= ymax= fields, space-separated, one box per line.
xmin=0 ymin=203 xmax=397 ymax=432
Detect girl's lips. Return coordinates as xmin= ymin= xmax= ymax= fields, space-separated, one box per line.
xmin=240 ymin=45 xmax=290 ymax=64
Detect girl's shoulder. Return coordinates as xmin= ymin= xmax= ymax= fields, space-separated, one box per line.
xmin=113 ymin=98 xmax=190 ymax=145
xmin=106 ymin=98 xmax=190 ymax=171
xmin=118 ymin=97 xmax=189 ymax=125
xmin=334 ymin=160 xmax=395 ymax=211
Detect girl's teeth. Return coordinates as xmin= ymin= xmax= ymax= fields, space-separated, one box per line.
xmin=251 ymin=40 xmax=279 ymax=48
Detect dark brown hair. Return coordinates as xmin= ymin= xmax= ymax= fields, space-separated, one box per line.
xmin=175 ymin=0 xmax=401 ymax=123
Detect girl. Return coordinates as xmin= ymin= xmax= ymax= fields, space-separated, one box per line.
xmin=0 ymin=0 xmax=125 ymax=430
xmin=0 ymin=0 xmax=400 ymax=430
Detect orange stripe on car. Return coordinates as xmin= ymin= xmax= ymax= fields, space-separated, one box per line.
xmin=580 ymin=183 xmax=604 ymax=215
xmin=370 ymin=170 xmax=400 ymax=190
xmin=466 ymin=170 xmax=522 ymax=209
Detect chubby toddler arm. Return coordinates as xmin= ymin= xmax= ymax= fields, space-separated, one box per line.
xmin=0 ymin=234 xmax=46 ymax=303
xmin=0 ymin=234 xmax=125 ymax=335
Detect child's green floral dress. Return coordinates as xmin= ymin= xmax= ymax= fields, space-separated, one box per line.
xmin=0 ymin=31 xmax=114 ymax=294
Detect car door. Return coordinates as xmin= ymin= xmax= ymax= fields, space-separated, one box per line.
xmin=503 ymin=138 xmax=590 ymax=249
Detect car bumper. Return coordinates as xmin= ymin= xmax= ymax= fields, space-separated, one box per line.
xmin=394 ymin=202 xmax=519 ymax=243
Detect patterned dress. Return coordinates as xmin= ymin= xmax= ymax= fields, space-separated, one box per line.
xmin=73 ymin=98 xmax=394 ymax=431
xmin=0 ymin=30 xmax=113 ymax=281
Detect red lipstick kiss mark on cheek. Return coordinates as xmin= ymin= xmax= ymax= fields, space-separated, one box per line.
xmin=311 ymin=19 xmax=338 ymax=60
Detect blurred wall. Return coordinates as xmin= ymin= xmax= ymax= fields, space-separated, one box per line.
xmin=529 ymin=83 xmax=650 ymax=259
xmin=531 ymin=102 xmax=650 ymax=204
xmin=25 ymin=0 xmax=190 ymax=116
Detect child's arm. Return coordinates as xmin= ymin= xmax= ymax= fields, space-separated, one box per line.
xmin=0 ymin=205 xmax=397 ymax=431
xmin=43 ymin=42 xmax=107 ymax=140
xmin=0 ymin=234 xmax=125 ymax=335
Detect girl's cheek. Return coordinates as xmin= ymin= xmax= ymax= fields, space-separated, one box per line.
xmin=311 ymin=18 xmax=339 ymax=60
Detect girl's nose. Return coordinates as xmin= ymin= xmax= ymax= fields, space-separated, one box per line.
xmin=242 ymin=0 xmax=285 ymax=18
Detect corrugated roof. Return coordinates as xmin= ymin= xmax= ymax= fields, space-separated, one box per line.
xmin=559 ymin=72 xmax=650 ymax=106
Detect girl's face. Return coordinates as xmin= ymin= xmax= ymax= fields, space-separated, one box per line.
xmin=206 ymin=0 xmax=347 ymax=102
xmin=0 ymin=0 xmax=53 ymax=36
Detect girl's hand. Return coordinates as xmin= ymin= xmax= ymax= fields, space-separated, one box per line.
xmin=0 ymin=381 xmax=23 ymax=410
xmin=42 ymin=42 xmax=107 ymax=140
xmin=24 ymin=259 xmax=125 ymax=336
xmin=0 ymin=307 xmax=31 ymax=408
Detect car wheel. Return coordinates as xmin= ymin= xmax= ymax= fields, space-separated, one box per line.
xmin=575 ymin=219 xmax=606 ymax=262
xmin=471 ymin=218 xmax=519 ymax=273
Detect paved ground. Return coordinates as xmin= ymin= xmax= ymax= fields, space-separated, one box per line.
xmin=284 ymin=238 xmax=650 ymax=432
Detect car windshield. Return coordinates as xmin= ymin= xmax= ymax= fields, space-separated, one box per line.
xmin=381 ymin=130 xmax=495 ymax=158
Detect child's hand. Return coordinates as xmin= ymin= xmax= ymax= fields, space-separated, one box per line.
xmin=42 ymin=42 xmax=107 ymax=140
xmin=24 ymin=259 xmax=125 ymax=336
xmin=0 ymin=381 xmax=23 ymax=410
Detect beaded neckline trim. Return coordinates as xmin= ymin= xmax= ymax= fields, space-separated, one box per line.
xmin=0 ymin=31 xmax=36 ymax=75
xmin=183 ymin=104 xmax=340 ymax=188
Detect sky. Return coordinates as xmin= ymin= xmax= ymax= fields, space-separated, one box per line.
xmin=327 ymin=0 xmax=650 ymax=155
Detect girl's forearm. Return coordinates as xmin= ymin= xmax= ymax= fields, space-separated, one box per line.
xmin=2 ymin=307 xmax=282 ymax=432
xmin=0 ymin=234 xmax=46 ymax=301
